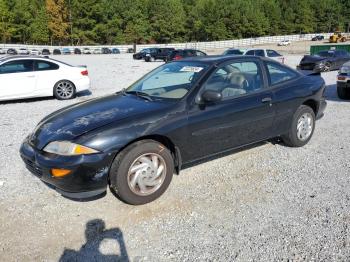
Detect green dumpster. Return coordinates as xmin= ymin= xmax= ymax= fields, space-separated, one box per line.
xmin=310 ymin=44 xmax=350 ymax=55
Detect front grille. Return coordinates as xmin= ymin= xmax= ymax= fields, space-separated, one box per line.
xmin=22 ymin=157 xmax=43 ymax=177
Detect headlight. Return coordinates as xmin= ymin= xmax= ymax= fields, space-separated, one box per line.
xmin=43 ymin=141 xmax=99 ymax=156
xmin=340 ymin=66 xmax=350 ymax=74
xmin=317 ymin=61 xmax=325 ymax=66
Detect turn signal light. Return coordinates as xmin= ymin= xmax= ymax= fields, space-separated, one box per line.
xmin=81 ymin=70 xmax=88 ymax=76
xmin=51 ymin=168 xmax=71 ymax=177
xmin=338 ymin=76 xmax=346 ymax=80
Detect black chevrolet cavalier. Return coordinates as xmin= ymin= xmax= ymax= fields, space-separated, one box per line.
xmin=20 ymin=56 xmax=327 ymax=205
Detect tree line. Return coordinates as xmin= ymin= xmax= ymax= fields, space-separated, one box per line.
xmin=0 ymin=0 xmax=349 ymax=45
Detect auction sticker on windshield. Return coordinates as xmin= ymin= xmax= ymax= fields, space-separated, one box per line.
xmin=180 ymin=66 xmax=203 ymax=73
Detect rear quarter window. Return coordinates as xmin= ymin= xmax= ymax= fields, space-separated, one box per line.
xmin=266 ymin=62 xmax=299 ymax=85
xmin=35 ymin=60 xmax=59 ymax=71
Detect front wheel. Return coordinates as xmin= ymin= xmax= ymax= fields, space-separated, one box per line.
xmin=54 ymin=80 xmax=76 ymax=100
xmin=110 ymin=140 xmax=174 ymax=205
xmin=337 ymin=85 xmax=350 ymax=100
xmin=282 ymin=105 xmax=315 ymax=147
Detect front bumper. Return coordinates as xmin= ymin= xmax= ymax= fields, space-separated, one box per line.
xmin=20 ymin=138 xmax=115 ymax=199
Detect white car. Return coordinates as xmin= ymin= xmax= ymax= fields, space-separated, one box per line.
xmin=243 ymin=48 xmax=285 ymax=64
xmin=278 ymin=40 xmax=291 ymax=46
xmin=93 ymin=48 xmax=102 ymax=54
xmin=83 ymin=48 xmax=91 ymax=54
xmin=30 ymin=49 xmax=41 ymax=55
xmin=0 ymin=56 xmax=90 ymax=101
xmin=18 ymin=48 xmax=30 ymax=55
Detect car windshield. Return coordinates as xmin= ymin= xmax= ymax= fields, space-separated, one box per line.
xmin=126 ymin=61 xmax=209 ymax=100
xmin=317 ymin=51 xmax=334 ymax=57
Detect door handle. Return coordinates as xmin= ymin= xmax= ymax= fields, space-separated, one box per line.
xmin=26 ymin=75 xmax=35 ymax=78
xmin=261 ymin=97 xmax=272 ymax=103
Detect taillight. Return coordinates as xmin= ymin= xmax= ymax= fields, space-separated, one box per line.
xmin=174 ymin=55 xmax=182 ymax=60
xmin=81 ymin=70 xmax=88 ymax=76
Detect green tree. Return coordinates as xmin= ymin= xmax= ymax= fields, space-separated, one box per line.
xmin=0 ymin=0 xmax=14 ymax=43
xmin=29 ymin=6 xmax=49 ymax=44
xmin=46 ymin=0 xmax=69 ymax=44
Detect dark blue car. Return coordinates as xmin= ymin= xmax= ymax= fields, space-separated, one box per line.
xmin=20 ymin=56 xmax=327 ymax=205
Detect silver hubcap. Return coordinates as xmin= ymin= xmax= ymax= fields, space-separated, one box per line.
xmin=297 ymin=113 xmax=313 ymax=141
xmin=127 ymin=153 xmax=166 ymax=196
xmin=56 ymin=81 xmax=74 ymax=98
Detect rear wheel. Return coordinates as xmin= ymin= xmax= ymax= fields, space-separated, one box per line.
xmin=282 ymin=105 xmax=315 ymax=147
xmin=337 ymin=85 xmax=350 ymax=100
xmin=110 ymin=140 xmax=174 ymax=205
xmin=54 ymin=80 xmax=76 ymax=100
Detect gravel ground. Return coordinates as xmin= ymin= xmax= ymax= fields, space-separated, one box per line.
xmin=0 ymin=54 xmax=349 ymax=261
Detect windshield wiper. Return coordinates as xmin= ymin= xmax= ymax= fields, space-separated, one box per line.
xmin=125 ymin=90 xmax=153 ymax=101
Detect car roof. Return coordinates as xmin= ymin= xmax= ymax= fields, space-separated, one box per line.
xmin=0 ymin=55 xmax=64 ymax=64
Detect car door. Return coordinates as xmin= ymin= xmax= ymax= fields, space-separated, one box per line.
xmin=184 ymin=58 xmax=275 ymax=162
xmin=264 ymin=61 xmax=303 ymax=137
xmin=0 ymin=59 xmax=36 ymax=100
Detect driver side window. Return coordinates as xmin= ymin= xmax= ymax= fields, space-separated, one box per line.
xmin=202 ymin=61 xmax=263 ymax=100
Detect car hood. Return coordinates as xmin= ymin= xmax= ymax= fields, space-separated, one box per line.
xmin=300 ymin=55 xmax=326 ymax=64
xmin=30 ymin=94 xmax=173 ymax=150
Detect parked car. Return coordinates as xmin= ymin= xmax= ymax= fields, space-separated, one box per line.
xmin=312 ymin=35 xmax=325 ymax=41
xmin=144 ymin=48 xmax=175 ymax=62
xmin=7 ymin=48 xmax=17 ymax=55
xmin=19 ymin=56 xmax=326 ymax=205
xmin=112 ymin=48 xmax=120 ymax=54
xmin=243 ymin=48 xmax=285 ymax=64
xmin=298 ymin=50 xmax=350 ymax=72
xmin=93 ymin=48 xmax=102 ymax=54
xmin=62 ymin=48 xmax=71 ymax=55
xmin=83 ymin=48 xmax=91 ymax=54
xmin=101 ymin=47 xmax=112 ymax=54
xmin=0 ymin=56 xmax=90 ymax=101
xmin=166 ymin=49 xmax=207 ymax=61
xmin=42 ymin=49 xmax=51 ymax=55
xmin=336 ymin=61 xmax=350 ymax=99
xmin=74 ymin=48 xmax=81 ymax=54
xmin=133 ymin=48 xmax=154 ymax=60
xmin=53 ymin=49 xmax=61 ymax=55
xmin=31 ymin=49 xmax=41 ymax=55
xmin=18 ymin=48 xmax=30 ymax=55
xmin=0 ymin=48 xmax=6 ymax=54
xmin=278 ymin=40 xmax=291 ymax=46
xmin=127 ymin=48 xmax=134 ymax=53
xmin=222 ymin=48 xmax=247 ymax=56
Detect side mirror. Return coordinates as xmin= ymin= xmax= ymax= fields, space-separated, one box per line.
xmin=200 ymin=90 xmax=222 ymax=104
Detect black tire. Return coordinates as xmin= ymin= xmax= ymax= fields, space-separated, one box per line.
xmin=53 ymin=80 xmax=76 ymax=100
xmin=110 ymin=140 xmax=174 ymax=205
xmin=282 ymin=105 xmax=315 ymax=147
xmin=337 ymin=85 xmax=350 ymax=100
